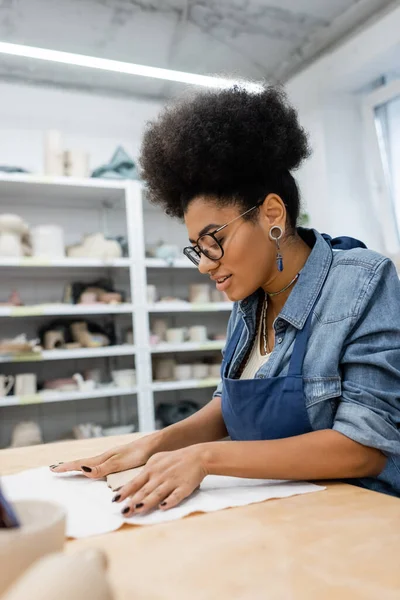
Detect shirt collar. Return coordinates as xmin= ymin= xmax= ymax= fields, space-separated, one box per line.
xmin=239 ymin=229 xmax=333 ymax=330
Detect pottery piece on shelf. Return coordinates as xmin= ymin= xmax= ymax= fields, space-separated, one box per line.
xmin=73 ymin=373 xmax=95 ymax=391
xmin=192 ymin=363 xmax=209 ymax=379
xmin=154 ymin=358 xmax=176 ymax=381
xmin=10 ymin=422 xmax=43 ymax=447
xmin=189 ymin=284 xmax=211 ymax=304
xmin=174 ymin=364 xmax=193 ymax=381
xmin=70 ymin=322 xmax=109 ymax=348
xmin=31 ymin=225 xmax=65 ymax=259
xmin=43 ymin=378 xmax=78 ymax=392
xmin=15 ymin=373 xmax=37 ymax=396
xmin=44 ymin=330 xmax=65 ymax=350
xmin=0 ymin=215 xmax=31 ymax=258
xmin=111 ymin=369 xmax=136 ymax=388
xmin=63 ymin=149 xmax=89 ymax=178
xmin=67 ymin=233 xmax=122 ymax=260
xmin=0 ymin=374 xmax=14 ymax=396
xmin=154 ymin=242 xmax=180 ymax=262
xmin=43 ymin=130 xmax=63 ymax=176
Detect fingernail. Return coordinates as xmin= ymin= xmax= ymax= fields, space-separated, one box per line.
xmin=160 ymin=502 xmax=167 ymax=506
xmin=112 ymin=494 xmax=121 ymax=503
xmin=49 ymin=464 xmax=57 ymax=468
xmin=135 ymin=503 xmax=144 ymax=509
xmin=81 ymin=466 xmax=92 ymax=473
xmin=122 ymin=507 xmax=130 ymax=515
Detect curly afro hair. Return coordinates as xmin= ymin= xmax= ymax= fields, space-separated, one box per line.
xmin=140 ymin=85 xmax=311 ymax=227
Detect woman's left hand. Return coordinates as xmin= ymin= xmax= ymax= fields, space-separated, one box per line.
xmin=113 ymin=445 xmax=208 ymax=515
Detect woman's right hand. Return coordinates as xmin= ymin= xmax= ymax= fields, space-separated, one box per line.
xmin=49 ymin=434 xmax=159 ymax=479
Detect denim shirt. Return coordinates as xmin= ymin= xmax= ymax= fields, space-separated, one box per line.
xmin=213 ymin=228 xmax=400 ymax=497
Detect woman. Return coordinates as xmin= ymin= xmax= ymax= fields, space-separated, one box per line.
xmin=51 ymin=86 xmax=400 ymax=512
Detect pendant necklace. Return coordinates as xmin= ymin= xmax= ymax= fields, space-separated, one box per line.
xmin=262 ymin=272 xmax=300 ymax=354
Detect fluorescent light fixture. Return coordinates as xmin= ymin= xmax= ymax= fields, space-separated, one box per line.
xmin=0 ymin=41 xmax=263 ymax=92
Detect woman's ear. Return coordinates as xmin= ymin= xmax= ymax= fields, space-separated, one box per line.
xmin=259 ymin=194 xmax=286 ymax=229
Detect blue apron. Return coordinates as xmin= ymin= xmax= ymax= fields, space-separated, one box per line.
xmin=221 ymin=234 xmax=366 ymax=441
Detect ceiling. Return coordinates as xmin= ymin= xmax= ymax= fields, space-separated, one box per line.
xmin=0 ymin=0 xmax=396 ymax=99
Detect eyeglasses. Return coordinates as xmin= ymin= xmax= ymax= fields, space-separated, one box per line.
xmin=183 ymin=203 xmax=261 ymax=266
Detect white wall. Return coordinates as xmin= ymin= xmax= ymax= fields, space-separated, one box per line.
xmin=0 ymin=82 xmax=162 ymax=175
xmin=388 ymin=96 xmax=400 ymax=230
xmin=287 ymin=2 xmax=400 ymax=252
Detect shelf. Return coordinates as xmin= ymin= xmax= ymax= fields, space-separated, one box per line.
xmin=145 ymin=258 xmax=195 ymax=269
xmin=151 ymin=340 xmax=225 ymax=354
xmin=0 ymin=303 xmax=135 ymax=317
xmin=148 ymin=302 xmax=233 ymax=313
xmin=0 ymin=386 xmax=137 ymax=407
xmin=0 ymin=173 xmax=129 ymax=190
xmin=0 ymin=344 xmax=136 ymax=363
xmin=152 ymin=378 xmax=220 ymax=392
xmin=0 ymin=174 xmax=138 ymax=208
xmin=0 ymin=257 xmax=131 ymax=268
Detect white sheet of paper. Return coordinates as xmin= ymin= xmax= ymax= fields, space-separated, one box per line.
xmin=2 ymin=467 xmax=325 ymax=538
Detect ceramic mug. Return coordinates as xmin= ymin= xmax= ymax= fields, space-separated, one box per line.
xmin=166 ymin=328 xmax=187 ymax=344
xmin=154 ymin=358 xmax=176 ymax=381
xmin=111 ymin=369 xmax=136 ymax=388
xmin=0 ymin=374 xmax=14 ymax=397
xmin=189 ymin=284 xmax=211 ymax=304
xmin=192 ymin=363 xmax=209 ymax=379
xmin=0 ymin=500 xmax=66 ymax=596
xmin=146 ymin=285 xmax=157 ymax=304
xmin=15 ymin=374 xmax=37 ymax=396
xmin=188 ymin=325 xmax=208 ymax=343
xmin=31 ymin=225 xmax=65 ymax=259
xmin=151 ymin=319 xmax=168 ymax=341
xmin=174 ymin=364 xmax=193 ymax=381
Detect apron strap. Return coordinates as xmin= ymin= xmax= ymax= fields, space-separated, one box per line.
xmin=222 ymin=318 xmax=244 ymax=375
xmin=286 ymin=310 xmax=313 ymax=377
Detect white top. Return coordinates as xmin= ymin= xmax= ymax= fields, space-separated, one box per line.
xmin=240 ymin=320 xmax=271 ymax=379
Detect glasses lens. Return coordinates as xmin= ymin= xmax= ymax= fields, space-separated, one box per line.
xmin=198 ymin=234 xmax=223 ymax=260
xmin=183 ymin=247 xmax=200 ymax=266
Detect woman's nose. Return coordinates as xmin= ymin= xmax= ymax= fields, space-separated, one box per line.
xmin=198 ymin=253 xmax=219 ymax=275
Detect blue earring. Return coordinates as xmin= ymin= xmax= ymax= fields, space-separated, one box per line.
xmin=269 ymin=226 xmax=284 ymax=272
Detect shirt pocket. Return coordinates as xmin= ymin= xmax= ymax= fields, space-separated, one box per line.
xmin=304 ymin=376 xmax=342 ymax=430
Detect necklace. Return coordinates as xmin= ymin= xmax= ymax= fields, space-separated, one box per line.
xmin=266 ymin=272 xmax=300 ymax=297
xmin=262 ymin=272 xmax=300 ymax=354
xmin=261 ymin=295 xmax=269 ymax=355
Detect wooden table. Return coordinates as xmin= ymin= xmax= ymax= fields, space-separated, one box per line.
xmin=1 ymin=435 xmax=400 ymax=600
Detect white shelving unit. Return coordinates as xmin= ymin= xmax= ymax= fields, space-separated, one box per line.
xmin=0 ymin=387 xmax=137 ymax=407
xmin=0 ymin=175 xmax=231 ymax=445
xmin=0 ymin=345 xmax=136 ymax=363
xmin=151 ymin=340 xmax=225 ymax=354
xmin=151 ymin=378 xmax=220 ymax=392
xmin=148 ymin=302 xmax=232 ymax=313
xmin=0 ymin=303 xmax=135 ymax=317
xmin=0 ymin=257 xmax=131 ymax=268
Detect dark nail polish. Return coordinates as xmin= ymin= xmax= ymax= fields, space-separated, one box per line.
xmin=122 ymin=507 xmax=130 ymax=515
xmin=135 ymin=503 xmax=144 ymax=509
xmin=160 ymin=502 xmax=167 ymax=506
xmin=81 ymin=466 xmax=92 ymax=473
xmin=112 ymin=494 xmax=121 ymax=503
xmin=49 ymin=465 xmax=57 ymax=468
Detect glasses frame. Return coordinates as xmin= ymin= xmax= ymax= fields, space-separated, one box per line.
xmin=183 ymin=202 xmax=262 ymax=266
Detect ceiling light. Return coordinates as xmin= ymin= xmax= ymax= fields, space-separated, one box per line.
xmin=0 ymin=41 xmax=263 ymax=92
